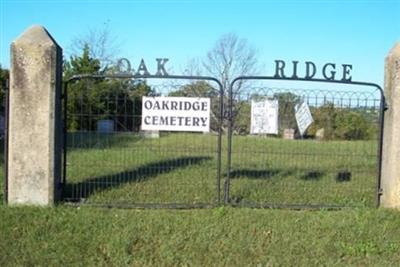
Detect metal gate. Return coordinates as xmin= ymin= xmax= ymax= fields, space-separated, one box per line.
xmin=60 ymin=69 xmax=386 ymax=209
xmin=225 ymin=76 xmax=385 ymax=208
xmin=61 ymin=72 xmax=224 ymax=208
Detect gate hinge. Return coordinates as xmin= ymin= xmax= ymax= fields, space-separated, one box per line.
xmin=378 ymin=188 xmax=383 ymax=195
xmin=384 ymin=103 xmax=389 ymax=111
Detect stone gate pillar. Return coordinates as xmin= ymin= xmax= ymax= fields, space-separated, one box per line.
xmin=381 ymin=42 xmax=400 ymax=208
xmin=8 ymin=25 xmax=62 ymax=205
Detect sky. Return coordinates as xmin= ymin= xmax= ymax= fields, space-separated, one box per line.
xmin=1 ymin=0 xmax=399 ymax=89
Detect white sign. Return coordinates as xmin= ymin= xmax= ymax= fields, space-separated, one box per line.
xmin=295 ymin=101 xmax=313 ymax=136
xmin=141 ymin=97 xmax=210 ymax=132
xmin=250 ymin=99 xmax=279 ymax=135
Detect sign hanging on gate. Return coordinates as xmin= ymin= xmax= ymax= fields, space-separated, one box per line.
xmin=295 ymin=101 xmax=313 ymax=136
xmin=141 ymin=97 xmax=210 ymax=132
xmin=250 ymin=99 xmax=279 ymax=135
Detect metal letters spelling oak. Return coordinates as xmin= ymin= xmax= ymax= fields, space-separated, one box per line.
xmin=116 ymin=58 xmax=169 ymax=76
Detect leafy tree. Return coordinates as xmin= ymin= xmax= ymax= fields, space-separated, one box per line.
xmin=232 ymin=100 xmax=251 ymax=135
xmin=64 ymin=45 xmax=153 ymax=131
xmin=127 ymin=80 xmax=156 ymax=132
xmin=334 ymin=110 xmax=376 ymax=140
xmin=64 ymin=44 xmax=101 ymax=77
xmin=169 ymin=81 xmax=216 ymax=98
xmin=64 ymin=44 xmax=102 ymax=130
xmin=308 ymin=103 xmax=377 ymax=140
xmin=308 ymin=103 xmax=337 ymax=140
xmin=0 ymin=65 xmax=9 ymax=114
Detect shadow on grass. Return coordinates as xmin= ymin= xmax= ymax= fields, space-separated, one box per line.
xmin=228 ymin=168 xmax=330 ymax=181
xmin=63 ymin=156 xmax=211 ymax=201
xmin=299 ymin=171 xmax=325 ymax=181
xmin=336 ymin=171 xmax=352 ymax=182
xmin=227 ymin=168 xmax=295 ymax=179
xmin=67 ymin=131 xmax=142 ymax=150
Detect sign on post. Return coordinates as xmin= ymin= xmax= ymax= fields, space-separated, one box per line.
xmin=141 ymin=97 xmax=210 ymax=132
xmin=295 ymin=101 xmax=313 ymax=136
xmin=250 ymin=99 xmax=279 ymax=135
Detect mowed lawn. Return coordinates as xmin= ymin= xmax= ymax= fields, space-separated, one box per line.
xmin=1 ymin=134 xmax=400 ymax=266
xmin=64 ymin=132 xmax=377 ymax=207
xmin=1 ymin=206 xmax=400 ymax=266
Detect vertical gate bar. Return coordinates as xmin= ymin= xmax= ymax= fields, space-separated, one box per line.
xmin=225 ymin=83 xmax=233 ymax=204
xmin=3 ymin=79 xmax=9 ymax=205
xmin=124 ymin=93 xmax=127 ymax=131
xmin=115 ymin=94 xmax=118 ymax=131
xmin=376 ymin=92 xmax=386 ymax=208
xmin=216 ymin=83 xmax=224 ymax=204
xmin=88 ymin=86 xmax=92 ymax=131
xmin=62 ymin=82 xmax=68 ymax=194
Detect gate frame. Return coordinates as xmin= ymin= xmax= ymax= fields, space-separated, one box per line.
xmin=226 ymin=76 xmax=386 ymax=208
xmin=62 ymin=73 xmax=224 ymax=208
xmin=2 ymin=79 xmax=9 ymax=205
xmin=3 ymin=72 xmax=387 ymax=208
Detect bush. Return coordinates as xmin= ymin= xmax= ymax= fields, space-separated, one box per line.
xmin=334 ymin=111 xmax=376 ymax=140
xmin=308 ymin=103 xmax=377 ymax=141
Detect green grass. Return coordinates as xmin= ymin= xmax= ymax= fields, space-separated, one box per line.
xmin=64 ymin=132 xmax=377 ymax=207
xmin=1 ymin=206 xmax=400 ymax=266
xmin=65 ymin=132 xmax=219 ymax=204
xmin=1 ymin=134 xmax=399 ymax=266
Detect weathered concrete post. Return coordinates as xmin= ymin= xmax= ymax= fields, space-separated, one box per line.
xmin=8 ymin=25 xmax=62 ymax=205
xmin=381 ymin=42 xmax=400 ymax=208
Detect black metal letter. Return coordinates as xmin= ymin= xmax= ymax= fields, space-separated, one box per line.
xmin=136 ymin=59 xmax=150 ymax=76
xmin=341 ymin=64 xmax=353 ymax=82
xmin=291 ymin=61 xmax=299 ymax=79
xmin=156 ymin=58 xmax=169 ymax=76
xmin=274 ymin=60 xmax=286 ymax=78
xmin=305 ymin=61 xmax=316 ymax=79
xmin=322 ymin=63 xmax=336 ymax=81
xmin=116 ymin=58 xmax=132 ymax=73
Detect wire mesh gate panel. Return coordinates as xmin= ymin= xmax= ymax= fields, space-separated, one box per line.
xmin=225 ymin=78 xmax=384 ymax=208
xmin=62 ymin=75 xmax=223 ymax=208
xmin=61 ymin=73 xmax=385 ymax=209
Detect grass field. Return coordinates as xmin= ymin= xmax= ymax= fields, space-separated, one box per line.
xmin=64 ymin=132 xmax=378 ymax=207
xmin=1 ymin=206 xmax=400 ymax=266
xmin=2 ymin=133 xmax=399 ymax=266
